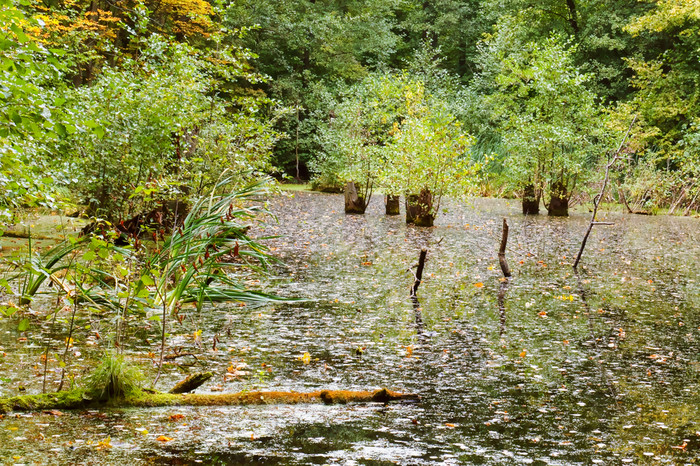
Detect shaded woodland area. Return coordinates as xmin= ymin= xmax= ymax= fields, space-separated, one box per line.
xmin=1 ymin=0 xmax=699 ymax=222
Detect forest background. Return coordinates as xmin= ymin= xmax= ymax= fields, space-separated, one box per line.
xmin=1 ymin=0 xmax=699 ymax=224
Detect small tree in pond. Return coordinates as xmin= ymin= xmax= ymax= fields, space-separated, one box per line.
xmin=486 ymin=35 xmax=604 ymax=216
xmin=317 ymin=74 xmax=415 ymax=214
xmin=383 ymin=104 xmax=478 ymax=226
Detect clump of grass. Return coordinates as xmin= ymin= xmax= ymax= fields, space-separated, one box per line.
xmin=85 ymin=352 xmax=144 ymax=400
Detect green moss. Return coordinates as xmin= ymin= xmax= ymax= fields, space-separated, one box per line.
xmin=0 ymin=388 xmax=418 ymax=413
xmin=0 ymin=389 xmax=91 ymax=414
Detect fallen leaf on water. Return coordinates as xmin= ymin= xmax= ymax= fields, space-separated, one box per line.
xmin=445 ymin=423 xmax=456 ymax=428
xmin=519 ymin=350 xmax=527 ymax=358
xmin=168 ymin=414 xmax=185 ymax=421
xmin=96 ymin=436 xmax=112 ymax=449
xmin=474 ymin=282 xmax=484 ymax=288
xmin=156 ymin=435 xmax=173 ymax=442
xmin=298 ymin=352 xmax=311 ymax=364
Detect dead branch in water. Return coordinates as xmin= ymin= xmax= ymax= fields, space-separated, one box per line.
xmin=574 ymin=116 xmax=636 ymax=269
xmin=410 ymin=248 xmax=428 ymax=297
xmin=498 ymin=218 xmax=512 ymax=278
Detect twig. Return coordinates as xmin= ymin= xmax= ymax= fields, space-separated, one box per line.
xmin=573 ymin=116 xmax=636 ymax=269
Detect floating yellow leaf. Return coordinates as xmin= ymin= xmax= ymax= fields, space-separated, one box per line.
xmin=299 ymin=352 xmax=311 ymax=364
xmin=519 ymin=350 xmax=527 ymax=358
xmin=96 ymin=436 xmax=112 ymax=449
xmin=474 ymin=282 xmax=484 ymax=288
xmin=157 ymin=435 xmax=173 ymax=442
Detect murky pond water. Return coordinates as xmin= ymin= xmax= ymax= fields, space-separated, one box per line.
xmin=1 ymin=192 xmax=699 ymax=465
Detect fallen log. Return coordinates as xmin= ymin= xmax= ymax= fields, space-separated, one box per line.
xmin=0 ymin=388 xmax=419 ymax=414
xmin=168 ymin=372 xmax=212 ymax=394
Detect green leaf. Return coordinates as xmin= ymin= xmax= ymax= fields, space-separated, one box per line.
xmin=83 ymin=251 xmax=97 ymax=261
xmin=0 ymin=279 xmax=10 ymax=293
xmin=140 ymin=275 xmax=155 ymax=286
xmin=10 ymin=110 xmax=22 ymax=125
xmin=10 ymin=24 xmax=29 ymax=44
xmin=17 ymin=318 xmax=29 ymax=332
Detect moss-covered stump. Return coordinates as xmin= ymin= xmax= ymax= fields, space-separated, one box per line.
xmin=0 ymin=388 xmax=419 ymax=413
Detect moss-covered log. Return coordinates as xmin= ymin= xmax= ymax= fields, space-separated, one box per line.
xmin=0 ymin=388 xmax=419 ymax=414
xmin=168 ymin=372 xmax=213 ymax=394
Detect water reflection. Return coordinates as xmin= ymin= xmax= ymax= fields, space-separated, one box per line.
xmin=0 ymin=192 xmax=699 ymax=464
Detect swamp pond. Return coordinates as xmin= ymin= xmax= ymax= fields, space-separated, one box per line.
xmin=0 ymin=192 xmax=699 ymax=465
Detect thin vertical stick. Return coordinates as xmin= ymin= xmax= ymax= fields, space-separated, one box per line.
xmin=498 ymin=218 xmax=512 ymax=277
xmin=411 ymin=249 xmax=428 ymax=297
xmin=573 ymin=116 xmax=636 ymax=269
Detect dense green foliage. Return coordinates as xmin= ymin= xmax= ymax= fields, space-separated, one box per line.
xmin=0 ymin=0 xmax=698 ymax=217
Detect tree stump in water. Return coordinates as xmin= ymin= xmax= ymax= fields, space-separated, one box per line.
xmin=522 ymin=184 xmax=540 ymax=215
xmin=385 ymin=195 xmax=400 ymax=215
xmin=405 ymin=189 xmax=434 ymax=227
xmin=344 ymin=182 xmax=367 ymax=214
xmin=548 ymin=181 xmax=569 ymax=216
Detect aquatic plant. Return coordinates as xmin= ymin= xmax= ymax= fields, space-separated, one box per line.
xmin=85 ymin=352 xmax=144 ymax=400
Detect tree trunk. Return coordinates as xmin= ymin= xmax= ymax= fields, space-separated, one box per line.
xmin=565 ymin=0 xmax=579 ymax=34
xmin=548 ymin=181 xmax=569 ymax=216
xmin=344 ymin=182 xmax=367 ymax=214
xmin=405 ymin=189 xmax=434 ymax=227
xmin=385 ymin=195 xmax=400 ymax=215
xmin=522 ymin=184 xmax=540 ymax=215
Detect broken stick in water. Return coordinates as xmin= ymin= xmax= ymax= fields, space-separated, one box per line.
xmin=411 ymin=248 xmax=428 ymax=297
xmin=498 ymin=218 xmax=512 ymax=278
xmin=574 ymin=115 xmax=636 ymax=269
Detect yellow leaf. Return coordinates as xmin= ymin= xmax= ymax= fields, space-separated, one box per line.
xmin=299 ymin=352 xmax=311 ymax=364
xmin=519 ymin=350 xmax=527 ymax=358
xmin=474 ymin=282 xmax=484 ymax=288
xmin=157 ymin=435 xmax=173 ymax=442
